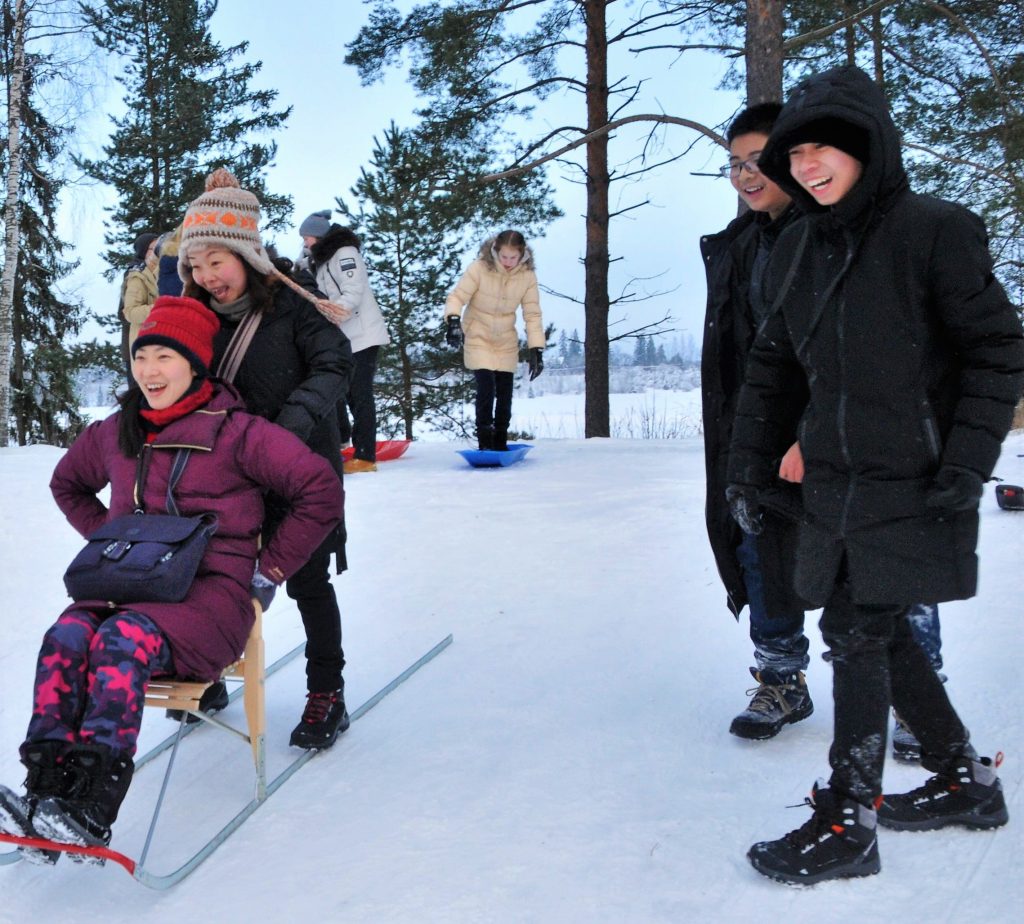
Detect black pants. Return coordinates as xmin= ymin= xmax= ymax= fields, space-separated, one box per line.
xmin=337 ymin=345 xmax=380 ymax=462
xmin=474 ymin=369 xmax=514 ymax=432
xmin=820 ymin=571 xmax=969 ymax=805
xmin=285 ymin=538 xmax=345 ymax=693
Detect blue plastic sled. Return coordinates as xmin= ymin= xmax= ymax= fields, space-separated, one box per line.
xmin=457 ymin=443 xmax=533 ymax=468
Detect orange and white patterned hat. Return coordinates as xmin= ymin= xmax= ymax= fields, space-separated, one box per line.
xmin=178 ymin=168 xmax=275 ymax=281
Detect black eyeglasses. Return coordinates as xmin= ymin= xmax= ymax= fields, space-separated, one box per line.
xmin=718 ymin=158 xmax=762 ymax=178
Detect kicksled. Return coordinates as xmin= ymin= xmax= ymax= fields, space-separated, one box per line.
xmin=0 ymin=633 xmax=452 ymax=889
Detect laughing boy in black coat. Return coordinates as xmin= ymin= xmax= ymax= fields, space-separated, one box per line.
xmin=727 ymin=65 xmax=1024 ymax=886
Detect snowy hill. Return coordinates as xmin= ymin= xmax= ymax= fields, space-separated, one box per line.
xmin=0 ymin=431 xmax=1021 ymax=922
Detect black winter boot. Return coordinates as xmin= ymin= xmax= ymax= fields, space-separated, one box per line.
xmin=748 ymin=784 xmax=880 ymax=885
xmin=32 ymin=745 xmax=134 ymax=864
xmin=0 ymin=741 xmax=70 ymax=865
xmin=288 ymin=688 xmax=350 ymax=750
xmin=166 ymin=678 xmax=230 ymax=725
xmin=891 ymin=710 xmax=923 ymax=762
xmin=477 ymin=426 xmax=495 ymax=451
xmin=493 ymin=428 xmax=509 ymax=451
xmin=878 ymin=753 xmax=1009 ymax=831
xmin=729 ymin=667 xmax=814 ymax=740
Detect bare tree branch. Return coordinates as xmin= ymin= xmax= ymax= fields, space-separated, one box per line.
xmin=785 ymin=0 xmax=904 ymax=52
xmin=480 ymin=113 xmax=725 ymax=183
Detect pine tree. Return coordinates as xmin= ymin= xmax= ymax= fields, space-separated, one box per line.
xmin=78 ymin=0 xmax=292 ymax=276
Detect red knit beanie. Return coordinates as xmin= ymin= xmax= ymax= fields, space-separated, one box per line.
xmin=132 ymin=296 xmax=221 ymax=375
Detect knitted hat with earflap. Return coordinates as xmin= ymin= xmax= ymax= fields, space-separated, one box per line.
xmin=178 ymin=169 xmax=276 ymax=282
xmin=133 ymin=296 xmax=221 ymax=376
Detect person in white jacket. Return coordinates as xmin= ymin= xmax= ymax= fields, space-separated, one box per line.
xmin=300 ymin=211 xmax=390 ymax=473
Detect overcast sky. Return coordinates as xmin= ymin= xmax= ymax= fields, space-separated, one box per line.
xmin=59 ymin=0 xmax=745 ymax=355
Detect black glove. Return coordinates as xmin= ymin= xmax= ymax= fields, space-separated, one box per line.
xmin=250 ymin=566 xmax=277 ymax=611
xmin=528 ymin=348 xmax=544 ymax=381
xmin=445 ymin=315 xmax=464 ymax=349
xmin=726 ymin=484 xmax=764 ymax=536
xmin=926 ymin=465 xmax=984 ymax=512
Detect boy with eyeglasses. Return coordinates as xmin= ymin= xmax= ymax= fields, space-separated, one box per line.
xmin=701 ymin=103 xmax=814 ymax=742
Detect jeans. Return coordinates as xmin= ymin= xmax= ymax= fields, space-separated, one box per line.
xmin=906 ymin=602 xmax=943 ymax=673
xmin=820 ymin=572 xmax=970 ymax=804
xmin=286 ymin=538 xmax=345 ymax=693
xmin=474 ymin=369 xmax=514 ymax=432
xmin=337 ymin=345 xmax=380 ymax=462
xmin=737 ymin=532 xmax=810 ymax=675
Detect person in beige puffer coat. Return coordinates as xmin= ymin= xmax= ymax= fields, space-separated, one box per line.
xmin=444 ymin=230 xmax=546 ymax=450
xmin=122 ymin=234 xmax=159 ymax=349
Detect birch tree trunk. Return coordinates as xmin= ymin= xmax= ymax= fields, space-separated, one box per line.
xmin=1 ymin=0 xmax=28 ymax=447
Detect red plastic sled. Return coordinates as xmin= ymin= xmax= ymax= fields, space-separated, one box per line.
xmin=341 ymin=440 xmax=411 ymax=462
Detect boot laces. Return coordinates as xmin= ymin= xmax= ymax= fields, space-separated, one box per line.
xmin=64 ymin=760 xmax=97 ymax=801
xmin=901 ymin=769 xmax=964 ymax=802
xmin=300 ymin=691 xmax=338 ymax=724
xmin=783 ymin=797 xmax=837 ymax=849
xmin=745 ymin=676 xmax=800 ymax=716
xmin=25 ymin=761 xmax=65 ymax=798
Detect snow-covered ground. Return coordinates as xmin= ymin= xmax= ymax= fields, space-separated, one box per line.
xmin=0 ymin=398 xmax=1021 ymax=922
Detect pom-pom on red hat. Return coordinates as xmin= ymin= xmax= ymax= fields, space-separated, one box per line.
xmin=132 ymin=296 xmax=221 ymax=375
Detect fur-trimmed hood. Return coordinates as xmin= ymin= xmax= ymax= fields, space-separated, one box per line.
xmin=478 ymin=236 xmax=536 ymax=273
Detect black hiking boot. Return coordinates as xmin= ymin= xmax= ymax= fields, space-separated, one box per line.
xmin=476 ymin=426 xmax=495 ymax=451
xmin=0 ymin=741 xmax=71 ymax=865
xmin=891 ymin=710 xmax=923 ymax=762
xmin=878 ymin=754 xmax=1009 ymax=831
xmin=729 ymin=668 xmax=813 ymax=740
xmin=33 ymin=745 xmax=134 ymax=865
xmin=493 ymin=428 xmax=509 ymax=451
xmin=0 ymin=785 xmax=59 ymax=866
xmin=748 ymin=784 xmax=881 ymax=886
xmin=165 ymin=679 xmax=230 ymax=725
xmin=288 ymin=689 xmax=350 ymax=750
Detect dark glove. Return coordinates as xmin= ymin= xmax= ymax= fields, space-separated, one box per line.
xmin=726 ymin=484 xmax=764 ymax=536
xmin=445 ymin=315 xmax=464 ymax=349
xmin=926 ymin=465 xmax=984 ymax=512
xmin=528 ymin=348 xmax=544 ymax=381
xmin=250 ymin=566 xmax=277 ymax=611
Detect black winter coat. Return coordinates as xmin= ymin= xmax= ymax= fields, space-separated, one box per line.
xmin=701 ymin=206 xmax=806 ymax=618
xmin=211 ymin=284 xmax=353 ymax=570
xmin=728 ymin=65 xmax=1024 ymax=607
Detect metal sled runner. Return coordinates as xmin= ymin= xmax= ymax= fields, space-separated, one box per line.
xmin=0 ymin=611 xmax=453 ymax=889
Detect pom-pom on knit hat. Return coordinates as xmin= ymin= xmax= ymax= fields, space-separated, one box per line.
xmin=299 ymin=210 xmax=332 ymax=240
xmin=132 ymin=296 xmax=221 ymax=375
xmin=178 ymin=168 xmax=276 ymax=282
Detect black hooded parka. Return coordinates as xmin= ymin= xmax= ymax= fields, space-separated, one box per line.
xmin=701 ymin=206 xmax=806 ymax=619
xmin=727 ymin=65 xmax=1024 ymax=607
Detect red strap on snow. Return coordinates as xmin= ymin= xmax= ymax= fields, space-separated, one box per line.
xmin=0 ymin=830 xmax=136 ymax=874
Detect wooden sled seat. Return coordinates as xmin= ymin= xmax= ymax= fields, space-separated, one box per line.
xmin=144 ymin=601 xmax=265 ymax=785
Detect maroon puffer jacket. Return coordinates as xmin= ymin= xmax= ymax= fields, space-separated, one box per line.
xmin=50 ymin=383 xmax=343 ymax=680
